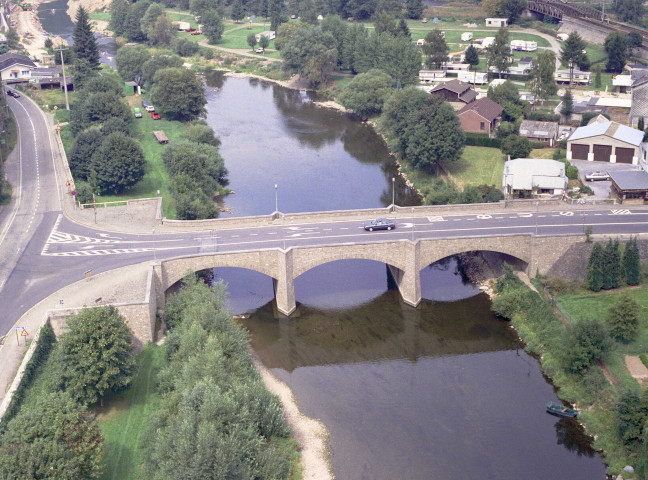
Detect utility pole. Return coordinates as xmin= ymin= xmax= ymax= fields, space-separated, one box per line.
xmin=56 ymin=43 xmax=70 ymax=111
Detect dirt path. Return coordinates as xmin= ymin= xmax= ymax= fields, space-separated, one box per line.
xmin=198 ymin=39 xmax=282 ymax=62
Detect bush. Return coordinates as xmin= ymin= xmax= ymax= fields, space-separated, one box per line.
xmin=607 ymin=292 xmax=640 ymax=343
xmin=552 ymin=149 xmax=566 ymax=160
xmin=565 ymin=164 xmax=578 ymax=179
xmin=560 ymin=318 xmax=613 ymax=374
xmin=529 ymin=141 xmax=545 ymax=149
xmin=525 ymin=111 xmax=560 ymax=122
xmin=579 ymin=184 xmax=594 ymax=195
xmin=465 ymin=134 xmax=502 ymax=148
xmin=173 ymin=37 xmax=200 ymax=57
xmin=74 ymin=181 xmax=94 ymax=204
xmin=203 ymin=48 xmax=214 ymax=59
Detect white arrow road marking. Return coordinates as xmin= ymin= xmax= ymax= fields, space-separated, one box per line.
xmin=400 ymin=223 xmax=414 ymax=228
xmin=560 ymin=211 xmax=574 ymax=216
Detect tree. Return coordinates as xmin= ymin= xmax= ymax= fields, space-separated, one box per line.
xmin=151 ymin=67 xmax=207 ymax=121
xmin=148 ymin=14 xmax=174 ymax=46
xmin=501 ymin=134 xmax=531 ymax=159
xmin=247 ymin=32 xmax=257 ymax=50
xmin=617 ymin=389 xmax=648 ymax=446
xmin=59 ymin=306 xmax=136 ymax=405
xmin=376 ymin=0 xmax=402 ymax=15
xmin=404 ymin=96 xmax=466 ymax=172
xmin=116 ymin=44 xmax=152 ymax=83
xmin=275 ymin=20 xmax=303 ymax=50
xmin=615 ymin=0 xmax=644 ymax=24
xmin=83 ymin=75 xmax=123 ymax=96
xmin=299 ymin=0 xmax=318 ymax=24
xmin=340 ymin=68 xmax=393 ymax=120
xmin=171 ymin=173 xmax=219 ymax=220
xmin=487 ymin=27 xmax=512 ymax=78
xmin=69 ymin=128 xmax=104 ymax=181
xmin=109 ymin=0 xmax=129 ymax=36
xmin=173 ymin=37 xmax=200 ymax=57
xmin=90 ymin=133 xmax=145 ymax=194
xmin=281 ymin=26 xmax=337 ymax=87
xmin=487 ymin=80 xmax=528 ymax=122
xmin=560 ymin=32 xmax=589 ymax=84
xmin=605 ymin=32 xmax=629 ymax=73
xmin=202 ymin=9 xmax=225 ymax=43
xmin=73 ymin=58 xmax=100 ymax=91
xmin=602 ymin=238 xmax=622 ymax=289
xmin=353 ymin=32 xmax=421 ymax=86
xmin=561 ymin=318 xmax=613 ymax=374
xmin=624 ymin=236 xmax=641 ymax=286
xmin=232 ymin=0 xmax=246 ymax=22
xmin=529 ymin=50 xmax=557 ymax=105
xmin=423 ymin=29 xmax=448 ymax=69
xmin=381 ymin=86 xmax=430 ymax=153
xmin=140 ymin=2 xmax=164 ymax=38
xmin=482 ymin=0 xmax=526 ymax=23
xmin=269 ymin=0 xmax=284 ymax=31
xmin=594 ymin=64 xmax=602 ymax=89
xmin=163 ymin=140 xmax=226 ymax=194
xmin=373 ymin=11 xmax=398 ymax=36
xmin=607 ymin=292 xmax=640 ymax=342
xmin=185 ymin=120 xmax=221 ymax=146
xmin=560 ymin=89 xmax=573 ymax=119
xmin=259 ymin=33 xmax=270 ymax=50
xmin=320 ymin=15 xmax=348 ymax=65
xmin=397 ymin=19 xmax=410 ymax=39
xmin=0 ymin=392 xmax=104 ymax=479
xmin=464 ymin=44 xmax=479 ymax=70
xmin=141 ymin=53 xmax=184 ymax=87
xmin=586 ymin=242 xmax=605 ymax=292
xmin=406 ymin=0 xmax=423 ymax=19
xmin=73 ymin=7 xmax=101 ymax=71
xmin=124 ymin=0 xmax=151 ymax=42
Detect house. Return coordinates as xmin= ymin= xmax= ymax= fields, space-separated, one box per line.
xmin=554 ymin=69 xmax=591 ymax=85
xmin=457 ymin=97 xmax=503 ymax=134
xmin=630 ymin=74 xmax=648 ymax=127
xmin=609 ymin=170 xmax=648 ymax=204
xmin=519 ymin=120 xmax=559 ymax=146
xmin=171 ymin=21 xmax=190 ymax=31
xmin=567 ymin=121 xmax=646 ymax=165
xmin=485 ymin=18 xmax=508 ymax=27
xmin=0 ymin=53 xmax=36 ymax=82
xmin=558 ymin=96 xmax=631 ymax=125
xmin=502 ymin=158 xmax=568 ymax=198
xmin=429 ymin=79 xmax=477 ymax=109
xmin=611 ymin=74 xmax=633 ymax=93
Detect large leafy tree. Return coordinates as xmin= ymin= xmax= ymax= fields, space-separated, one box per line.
xmin=140 ymin=2 xmax=164 ymax=38
xmin=482 ymin=0 xmax=526 ymax=23
xmin=586 ymin=242 xmax=605 ymax=292
xmin=162 ymin=140 xmax=227 ymax=194
xmin=232 ymin=0 xmax=246 ymax=22
xmin=560 ymin=318 xmax=613 ymax=375
xmin=116 ymin=44 xmax=152 ymax=83
xmin=90 ymin=133 xmax=145 ymax=194
xmin=501 ymin=134 xmax=531 ymax=159
xmin=374 ymin=11 xmax=398 ymax=36
xmin=109 ymin=0 xmax=129 ymax=36
xmin=602 ymin=238 xmax=622 ymax=290
xmin=202 ymin=9 xmax=225 ymax=43
xmin=615 ymin=0 xmax=643 ymax=24
xmin=275 ymin=20 xmax=304 ymax=51
xmin=59 ymin=306 xmax=136 ymax=405
xmin=141 ymin=53 xmax=184 ymax=87
xmin=487 ymin=80 xmax=528 ymax=121
xmin=381 ymin=86 xmax=430 ymax=152
xmin=605 ymin=32 xmax=629 ymax=73
xmin=406 ymin=0 xmax=423 ymax=19
xmin=124 ymin=0 xmax=151 ymax=42
xmin=151 ymin=67 xmax=207 ymax=121
xmin=0 ymin=392 xmax=104 ymax=479
xmin=423 ymin=29 xmax=448 ymax=69
xmin=617 ymin=389 xmax=648 ymax=446
xmin=487 ymin=27 xmax=512 ymax=78
xmin=560 ymin=32 xmax=589 ymax=83
xmin=340 ymin=68 xmax=393 ymax=120
xmin=73 ymin=7 xmax=101 ymax=71
xmin=529 ymin=50 xmax=557 ymax=105
xmin=404 ymin=96 xmax=465 ymax=172
xmin=269 ymin=0 xmax=284 ymax=31
xmin=623 ymin=236 xmax=640 ymax=286
xmin=281 ymin=25 xmax=337 ymax=87
xmin=321 ymin=16 xmax=348 ymax=65
xmin=607 ymin=292 xmax=640 ymax=343
xmin=342 ymin=23 xmax=368 ymax=73
xmin=353 ymin=32 xmax=420 ymax=86
xmin=185 ymin=120 xmax=221 ymax=146
xmin=69 ymin=128 xmax=103 ymax=180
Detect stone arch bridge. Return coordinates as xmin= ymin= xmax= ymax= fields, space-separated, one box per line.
xmin=153 ymin=233 xmax=583 ymax=315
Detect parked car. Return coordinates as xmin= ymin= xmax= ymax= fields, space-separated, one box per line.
xmin=6 ymin=89 xmax=19 ymax=98
xmin=186 ymin=27 xmax=196 ymax=31
xmin=141 ymin=100 xmax=150 ymax=108
xmin=145 ymin=105 xmax=155 ymax=112
xmin=134 ymin=107 xmax=142 ymax=118
xmin=150 ymin=111 xmax=160 ymax=120
xmin=255 ymin=47 xmax=264 ymax=53
xmin=190 ymin=30 xmax=202 ymax=35
xmin=585 ymin=171 xmax=609 ymax=181
xmin=364 ymin=218 xmax=396 ymax=231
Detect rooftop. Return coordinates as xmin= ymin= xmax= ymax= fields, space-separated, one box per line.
xmin=568 ymin=121 xmax=644 ymax=146
xmin=457 ymin=97 xmax=503 ymax=121
xmin=519 ymin=120 xmax=558 ymax=139
xmin=609 ymin=170 xmax=648 ymax=190
xmin=503 ymin=158 xmax=567 ymax=191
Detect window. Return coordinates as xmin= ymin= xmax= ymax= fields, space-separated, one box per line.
xmin=480 ymin=122 xmax=485 ymax=130
xmin=21 ymin=70 xmax=29 ymax=76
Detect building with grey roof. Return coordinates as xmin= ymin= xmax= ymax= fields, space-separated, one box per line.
xmin=518 ymin=120 xmax=558 ymax=146
xmin=609 ymin=170 xmax=648 ymax=204
xmin=502 ymin=158 xmax=567 ymax=198
xmin=0 ymin=53 xmax=36 ymax=82
xmin=567 ymin=121 xmax=646 ymax=166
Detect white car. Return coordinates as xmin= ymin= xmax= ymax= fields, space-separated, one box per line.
xmin=255 ymin=48 xmax=265 ymax=53
xmin=145 ymin=105 xmax=155 ymax=112
xmin=585 ymin=171 xmax=609 ymax=181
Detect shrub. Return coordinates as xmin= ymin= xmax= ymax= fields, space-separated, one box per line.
xmin=173 ymin=37 xmax=200 ymax=57
xmin=565 ymin=164 xmax=578 ymax=179
xmin=525 ymin=111 xmax=560 ymax=122
xmin=74 ymin=181 xmax=94 ymax=204
xmin=465 ymin=134 xmax=502 ymax=148
xmin=560 ymin=318 xmax=612 ymax=374
xmin=579 ymin=184 xmax=593 ymax=195
xmin=203 ymin=48 xmax=214 ymax=60
xmin=552 ymin=149 xmax=566 ymax=160
xmin=607 ymin=292 xmax=640 ymax=342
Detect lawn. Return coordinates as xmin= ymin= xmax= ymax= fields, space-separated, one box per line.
xmin=95 ymin=344 xmax=163 ymax=480
xmin=442 ymin=146 xmax=505 ymax=188
xmin=88 ymin=11 xmax=111 ymax=22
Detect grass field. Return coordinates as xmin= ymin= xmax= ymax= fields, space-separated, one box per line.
xmin=95 ymin=345 xmax=163 ymax=480
xmin=442 ymin=146 xmax=505 ymax=188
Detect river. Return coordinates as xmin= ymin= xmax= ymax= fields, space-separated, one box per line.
xmin=40 ymin=6 xmax=607 ymax=476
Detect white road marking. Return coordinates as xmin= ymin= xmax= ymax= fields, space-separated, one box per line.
xmin=611 ymin=209 xmax=631 ymax=215
xmin=427 ymin=216 xmax=445 ymax=222
xmin=518 ymin=213 xmax=532 ymax=218
xmin=559 ymin=212 xmax=574 ymax=216
xmin=477 ymin=214 xmax=492 ymax=219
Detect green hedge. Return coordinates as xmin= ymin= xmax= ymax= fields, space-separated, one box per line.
xmin=465 ymin=134 xmax=502 ymax=148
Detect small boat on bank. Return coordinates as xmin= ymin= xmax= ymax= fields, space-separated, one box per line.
xmin=546 ymin=402 xmax=578 ymax=418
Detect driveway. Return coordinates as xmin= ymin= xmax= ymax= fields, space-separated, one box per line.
xmin=570 ymin=158 xmax=641 ymax=198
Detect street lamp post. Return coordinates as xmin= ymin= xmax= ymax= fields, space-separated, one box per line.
xmin=274 ymin=184 xmax=278 ymax=213
xmin=391 ymin=177 xmax=395 ymax=211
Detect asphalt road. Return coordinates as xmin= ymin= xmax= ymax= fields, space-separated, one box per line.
xmin=2 ymin=90 xmax=648 ymax=339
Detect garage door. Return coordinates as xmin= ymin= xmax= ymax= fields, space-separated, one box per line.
xmin=571 ymin=143 xmax=589 ymax=160
xmin=593 ymin=144 xmax=612 ymax=162
xmin=616 ymin=147 xmax=634 ymax=164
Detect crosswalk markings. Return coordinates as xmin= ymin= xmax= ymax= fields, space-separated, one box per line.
xmin=611 ymin=209 xmax=631 ymax=215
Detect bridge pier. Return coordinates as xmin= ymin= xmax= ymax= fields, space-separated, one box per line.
xmin=273 ymin=249 xmax=296 ymax=316
xmin=387 ymin=242 xmax=421 ymax=308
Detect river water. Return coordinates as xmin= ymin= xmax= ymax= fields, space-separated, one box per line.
xmin=40 ymin=5 xmax=607 ymax=475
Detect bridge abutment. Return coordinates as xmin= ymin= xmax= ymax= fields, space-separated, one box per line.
xmin=387 ymin=242 xmax=421 ymax=308
xmin=274 ymin=249 xmax=296 ymax=316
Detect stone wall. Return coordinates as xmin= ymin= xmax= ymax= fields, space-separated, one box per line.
xmin=559 ymin=17 xmax=648 ymax=60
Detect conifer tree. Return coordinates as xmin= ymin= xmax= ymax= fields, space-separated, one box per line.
xmin=586 ymin=242 xmax=604 ymax=292
xmin=607 ymin=292 xmax=640 ymax=342
xmin=624 ymin=236 xmax=641 ymax=286
xmin=73 ymin=6 xmax=101 ymax=71
xmin=603 ymin=238 xmax=622 ymax=289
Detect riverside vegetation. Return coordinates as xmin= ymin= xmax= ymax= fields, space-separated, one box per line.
xmin=0 ymin=277 xmax=299 ymax=479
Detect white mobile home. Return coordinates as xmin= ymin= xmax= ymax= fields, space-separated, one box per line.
xmin=474 ymin=37 xmax=495 ymax=49
xmin=416 ymin=38 xmax=425 ymax=46
xmin=255 ymin=30 xmax=276 ymax=42
xmin=510 ymin=40 xmax=537 ymax=52
xmin=485 ymin=18 xmax=508 ymax=27
xmin=419 ymin=70 xmax=446 ymax=82
xmin=461 ymin=32 xmax=473 ymax=42
xmin=458 ymin=70 xmax=488 ymax=84
xmin=554 ymin=69 xmax=592 ymax=85
xmin=443 ymin=63 xmax=470 ymax=72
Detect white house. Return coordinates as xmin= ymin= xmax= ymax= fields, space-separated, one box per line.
xmin=0 ymin=53 xmax=37 ymax=82
xmin=485 ymin=18 xmax=508 ymax=27
xmin=502 ymin=158 xmax=568 ymax=198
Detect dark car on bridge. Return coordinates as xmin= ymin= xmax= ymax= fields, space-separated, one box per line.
xmin=364 ymin=219 xmax=396 ymax=231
